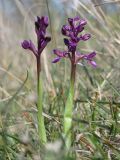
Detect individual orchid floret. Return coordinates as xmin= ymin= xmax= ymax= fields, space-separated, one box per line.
xmin=52 ymin=49 xmax=68 ymax=63
xmin=80 ymin=33 xmax=91 ymax=41
xmin=74 ymin=51 xmax=85 ymax=64
xmin=52 ymin=57 xmax=61 ymax=63
xmin=75 ymin=51 xmax=97 ymax=67
xmin=21 ymin=40 xmax=38 ymax=56
xmin=62 ymin=25 xmax=71 ymax=36
xmin=64 ymin=38 xmax=77 ymax=52
xmin=84 ymin=52 xmax=97 ymax=67
xmin=53 ymin=49 xmax=68 ymax=57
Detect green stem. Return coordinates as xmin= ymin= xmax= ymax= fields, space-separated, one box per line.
xmin=37 ymin=57 xmax=47 ymax=144
xmin=63 ymin=59 xmax=76 ymax=149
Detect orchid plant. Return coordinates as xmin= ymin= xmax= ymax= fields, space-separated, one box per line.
xmin=52 ymin=16 xmax=96 ymax=149
xmin=21 ymin=15 xmax=96 ymax=149
xmin=21 ymin=16 xmax=51 ymax=144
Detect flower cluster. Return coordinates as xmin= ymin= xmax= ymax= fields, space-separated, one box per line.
xmin=52 ymin=16 xmax=96 ymax=67
xmin=21 ymin=16 xmax=51 ymax=57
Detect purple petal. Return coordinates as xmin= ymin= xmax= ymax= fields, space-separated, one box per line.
xmin=38 ymin=36 xmax=51 ymax=54
xmin=21 ymin=40 xmax=30 ymax=49
xmin=52 ymin=57 xmax=61 ymax=63
xmin=80 ymin=19 xmax=87 ymax=26
xmin=81 ymin=33 xmax=91 ymax=41
xmin=61 ymin=27 xmax=67 ymax=35
xmin=69 ymin=40 xmax=77 ymax=47
xmin=76 ymin=26 xmax=84 ymax=33
xmin=87 ymin=52 xmax=96 ymax=59
xmin=73 ymin=16 xmax=80 ymax=21
xmin=35 ymin=17 xmax=42 ymax=33
xmin=53 ymin=49 xmax=69 ymax=58
xmin=36 ymin=16 xmax=49 ymax=27
xmin=64 ymin=38 xmax=77 ymax=48
xmin=68 ymin=16 xmax=81 ymax=28
xmin=35 ymin=16 xmax=49 ymax=36
xmin=75 ymin=51 xmax=81 ymax=56
xmin=89 ymin=61 xmax=97 ymax=67
xmin=62 ymin=25 xmax=71 ymax=31
xmin=68 ymin=18 xmax=73 ymax=27
xmin=75 ymin=52 xmax=85 ymax=64
xmin=21 ymin=40 xmax=38 ymax=56
xmin=61 ymin=25 xmax=71 ymax=36
xmin=64 ymin=38 xmax=69 ymax=46
xmin=53 ymin=49 xmax=64 ymax=57
xmin=70 ymin=34 xmax=79 ymax=42
xmin=41 ymin=16 xmax=49 ymax=27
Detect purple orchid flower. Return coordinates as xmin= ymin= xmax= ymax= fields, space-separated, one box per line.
xmin=52 ymin=49 xmax=69 ymax=63
xmin=21 ymin=16 xmax=51 ymax=58
xmin=21 ymin=40 xmax=38 ymax=56
xmin=21 ymin=16 xmax=51 ymax=78
xmin=80 ymin=33 xmax=91 ymax=41
xmin=52 ymin=16 xmax=96 ymax=68
xmin=75 ymin=51 xmax=97 ymax=67
xmin=84 ymin=51 xmax=97 ymax=67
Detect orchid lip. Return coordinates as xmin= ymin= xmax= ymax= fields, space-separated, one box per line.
xmin=52 ymin=57 xmax=61 ymax=63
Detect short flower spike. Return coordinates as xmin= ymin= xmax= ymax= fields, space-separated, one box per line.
xmin=22 ymin=16 xmax=51 ymax=57
xmin=52 ymin=16 xmax=96 ymax=67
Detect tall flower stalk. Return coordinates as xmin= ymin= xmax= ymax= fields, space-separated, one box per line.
xmin=52 ymin=16 xmax=96 ymax=149
xmin=21 ymin=16 xmax=51 ymax=144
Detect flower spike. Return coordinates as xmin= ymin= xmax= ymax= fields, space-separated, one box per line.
xmin=22 ymin=16 xmax=51 ymax=57
xmin=53 ymin=16 xmax=96 ymax=67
